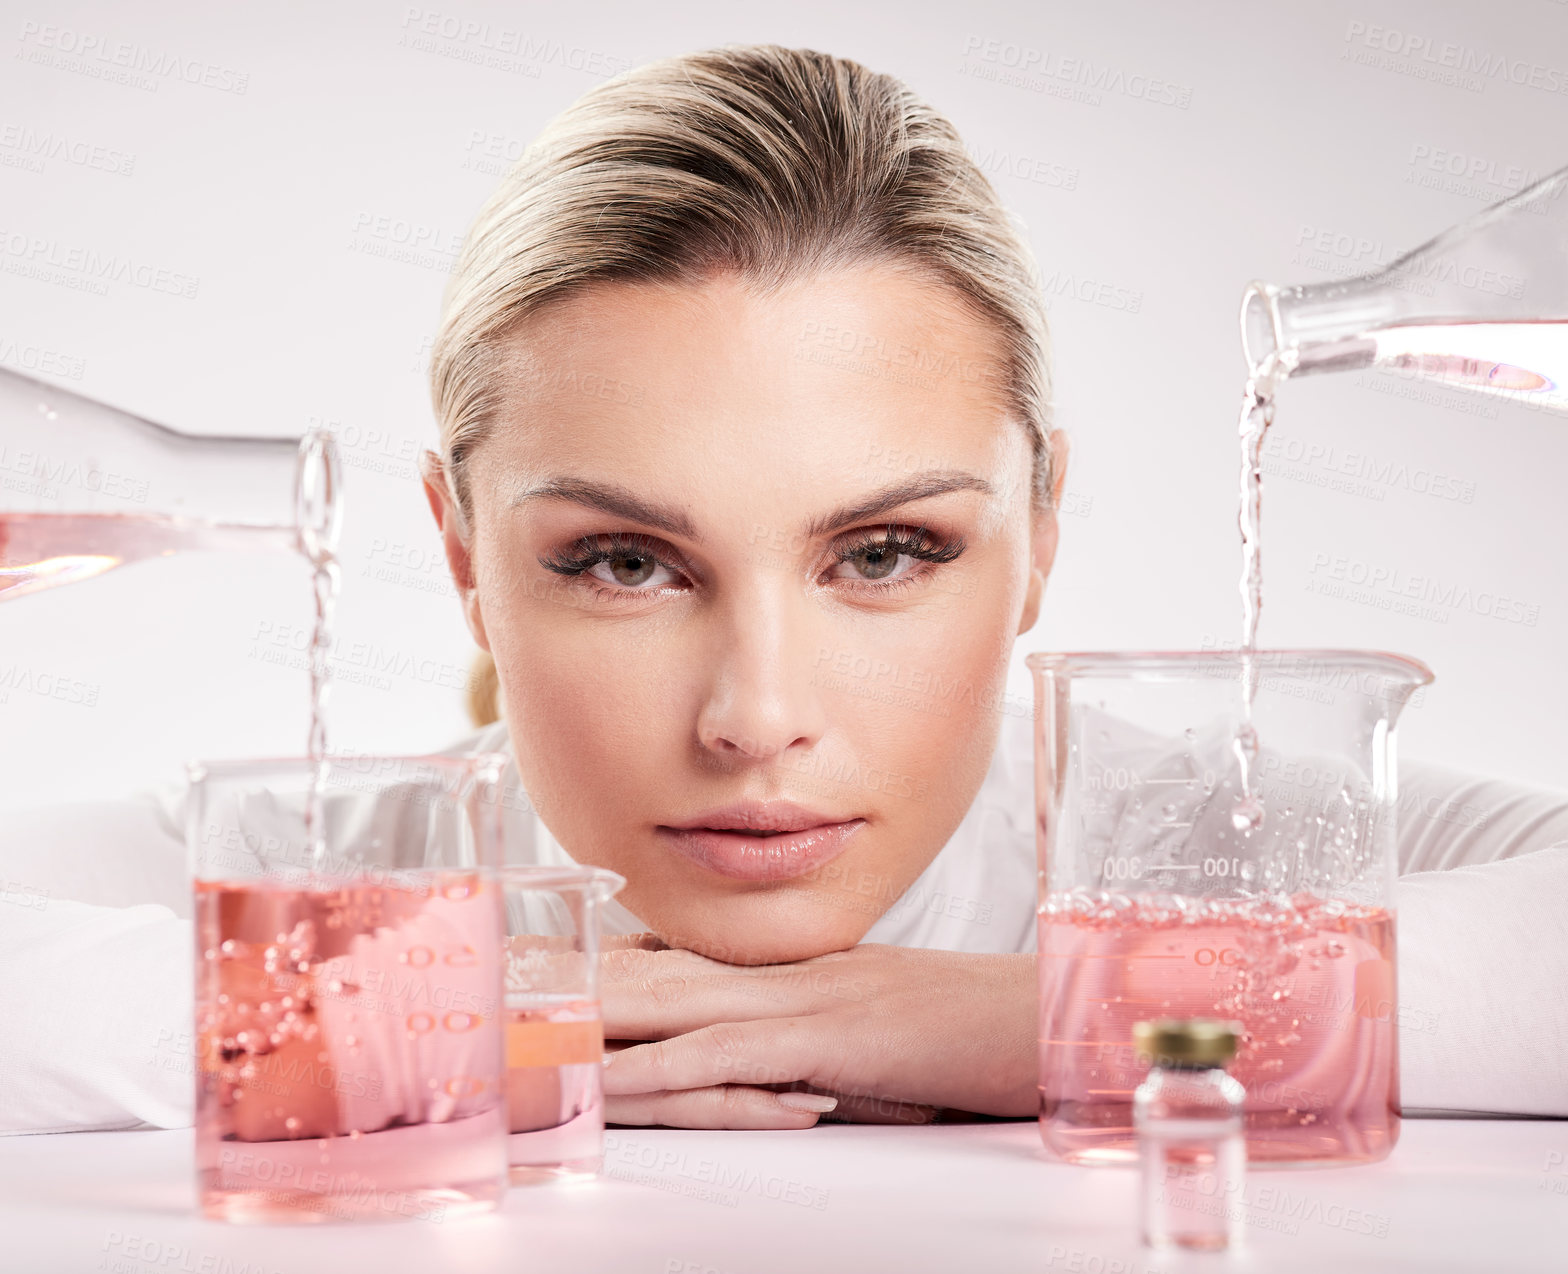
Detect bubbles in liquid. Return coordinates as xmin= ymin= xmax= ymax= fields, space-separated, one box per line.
xmin=1231 ymin=795 xmax=1265 ymax=832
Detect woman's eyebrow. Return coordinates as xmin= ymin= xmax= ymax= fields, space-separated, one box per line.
xmin=510 ymin=469 xmax=992 ymax=541
xmin=511 ymin=477 xmax=700 ymax=540
xmin=805 ymin=471 xmax=993 ymax=537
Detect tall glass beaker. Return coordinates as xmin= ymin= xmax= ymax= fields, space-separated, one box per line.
xmin=187 ymin=751 xmax=510 ymax=1223
xmin=497 ymin=864 xmax=626 ymax=1184
xmin=1027 ymin=649 xmax=1432 ymax=1168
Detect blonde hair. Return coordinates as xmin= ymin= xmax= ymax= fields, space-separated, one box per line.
xmin=466 ymin=649 xmax=502 ymax=728
xmin=432 ymin=42 xmax=1056 ymax=726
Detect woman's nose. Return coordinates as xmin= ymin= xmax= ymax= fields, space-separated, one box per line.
xmin=694 ymin=591 xmax=828 ymax=761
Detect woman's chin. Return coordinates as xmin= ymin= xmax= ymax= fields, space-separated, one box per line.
xmin=640 ymin=892 xmax=877 ymax=965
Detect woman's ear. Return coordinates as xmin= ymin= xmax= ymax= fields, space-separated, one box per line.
xmin=1017 ymin=430 xmax=1070 ymax=636
xmin=420 ymin=449 xmax=490 ymax=652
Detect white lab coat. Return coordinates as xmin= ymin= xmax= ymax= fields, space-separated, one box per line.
xmin=1 ymin=706 xmax=1565 ymax=1134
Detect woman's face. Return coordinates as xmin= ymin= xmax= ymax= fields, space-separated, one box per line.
xmin=426 ymin=263 xmax=1064 ymax=964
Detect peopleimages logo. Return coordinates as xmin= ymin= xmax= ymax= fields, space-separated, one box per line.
xmin=0 ymin=335 xmax=86 ymax=381
xmin=958 ymin=34 xmax=1193 ymax=109
xmin=15 ymin=22 xmax=249 ymax=94
xmin=1404 ymin=144 xmax=1559 ymax=202
xmin=0 ymin=124 xmax=135 ymax=176
xmin=0 ymin=441 xmax=149 ymax=502
xmin=1305 ymin=552 xmax=1541 ymax=627
xmin=396 ymin=9 xmax=631 ymax=79
xmin=1261 ymin=434 xmax=1477 ymax=505
xmin=0 ymin=227 xmax=200 ymax=299
xmin=1341 ymin=19 xmax=1568 ymax=96
xmin=1292 ymin=225 xmax=1526 ymax=298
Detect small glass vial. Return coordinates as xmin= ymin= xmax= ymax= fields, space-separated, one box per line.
xmin=1132 ymin=1018 xmax=1246 ymax=1252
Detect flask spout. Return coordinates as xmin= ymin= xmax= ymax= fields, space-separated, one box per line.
xmin=1241 ymin=278 xmax=1395 ymax=378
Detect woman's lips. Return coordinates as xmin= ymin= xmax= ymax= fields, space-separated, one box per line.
xmin=654 ymin=819 xmax=866 ymax=881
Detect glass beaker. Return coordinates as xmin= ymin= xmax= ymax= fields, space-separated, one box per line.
xmin=187 ymin=752 xmax=510 ymax=1223
xmin=497 ymin=864 xmax=625 ymax=1184
xmin=1241 ymin=161 xmax=1567 ymax=412
xmin=1026 ymin=649 xmax=1433 ymax=1168
xmin=0 ymin=363 xmax=340 ymax=599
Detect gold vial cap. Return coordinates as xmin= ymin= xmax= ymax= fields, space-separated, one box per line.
xmin=1132 ymin=1017 xmax=1242 ymax=1067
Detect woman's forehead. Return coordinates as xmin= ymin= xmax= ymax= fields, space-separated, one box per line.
xmin=480 ymin=264 xmax=1021 ymax=477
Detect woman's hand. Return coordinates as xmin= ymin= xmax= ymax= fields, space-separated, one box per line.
xmin=599 ymin=943 xmax=1037 ymax=1129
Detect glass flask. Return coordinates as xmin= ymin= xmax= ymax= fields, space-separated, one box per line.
xmin=1027 ymin=648 xmax=1432 ymax=1168
xmin=187 ymin=752 xmax=510 ymax=1223
xmin=1241 ymin=161 xmax=1567 ymax=411
xmin=496 ymin=864 xmax=626 ymax=1184
xmin=0 ymin=363 xmax=339 ymax=600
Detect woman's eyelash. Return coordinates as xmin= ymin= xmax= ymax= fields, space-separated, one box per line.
xmin=833 ymin=525 xmax=966 ymax=570
xmin=537 ymin=524 xmax=966 ymax=591
xmin=538 ymin=530 xmax=675 ymax=578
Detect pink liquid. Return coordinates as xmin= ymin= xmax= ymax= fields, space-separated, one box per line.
xmin=195 ymin=875 xmax=507 ymax=1222
xmin=1038 ymin=891 xmax=1398 ymax=1166
xmin=1328 ymin=318 xmax=1567 ymax=412
xmin=506 ymin=1000 xmax=604 ymax=1183
xmin=0 ymin=511 xmax=297 ymax=599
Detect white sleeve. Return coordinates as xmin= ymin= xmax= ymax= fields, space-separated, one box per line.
xmin=1393 ymin=760 xmax=1568 ymax=1116
xmin=1396 ymin=758 xmax=1568 ymax=873
xmin=0 ymin=898 xmax=193 ymax=1134
xmin=0 ymin=785 xmax=189 ymax=916
xmin=0 ymin=787 xmax=195 ymax=1135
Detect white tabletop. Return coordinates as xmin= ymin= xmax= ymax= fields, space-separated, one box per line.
xmin=1 ymin=1117 xmax=1563 ymax=1273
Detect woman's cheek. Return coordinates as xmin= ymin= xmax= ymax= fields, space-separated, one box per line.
xmin=495 ymin=602 xmax=692 ymax=819
xmin=836 ymin=600 xmax=1006 ymax=751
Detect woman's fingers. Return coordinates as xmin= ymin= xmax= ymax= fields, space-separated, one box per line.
xmin=601 ymin=932 xmax=669 ymax=952
xmin=602 ymin=1019 xmax=827 ymax=1096
xmin=600 ymin=948 xmax=821 ymax=1038
xmin=606 ymin=1084 xmax=834 ymax=1130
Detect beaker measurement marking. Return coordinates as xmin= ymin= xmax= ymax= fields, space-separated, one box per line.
xmin=1155 ymin=864 xmax=1200 ymax=871
xmin=1039 ymin=953 xmax=1186 ymax=960
xmin=1140 ymin=778 xmax=1191 ymax=785
xmin=1044 ymin=1039 xmax=1146 ymax=1046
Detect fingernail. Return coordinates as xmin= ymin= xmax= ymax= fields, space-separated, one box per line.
xmin=776 ymin=1092 xmax=838 ymax=1114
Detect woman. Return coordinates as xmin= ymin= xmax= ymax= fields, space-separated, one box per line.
xmin=3 ymin=44 xmax=1566 ymax=1137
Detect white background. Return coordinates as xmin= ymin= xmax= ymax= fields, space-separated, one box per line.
xmin=1 ymin=0 xmax=1564 ymax=809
